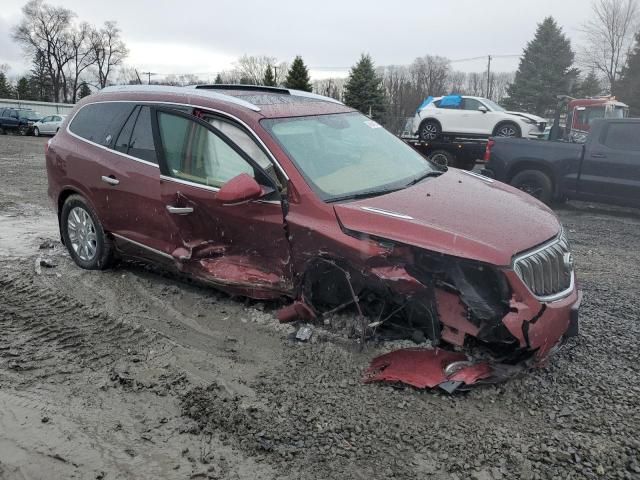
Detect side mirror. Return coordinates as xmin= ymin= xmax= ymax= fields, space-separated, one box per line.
xmin=478 ymin=106 xmax=488 ymax=113
xmin=216 ymin=173 xmax=263 ymax=205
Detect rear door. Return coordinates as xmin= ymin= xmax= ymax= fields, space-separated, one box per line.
xmin=577 ymin=121 xmax=640 ymax=207
xmin=40 ymin=116 xmax=53 ymax=133
xmin=152 ymin=107 xmax=292 ymax=297
xmin=67 ymin=102 xmax=168 ymax=254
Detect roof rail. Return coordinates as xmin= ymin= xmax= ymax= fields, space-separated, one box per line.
xmin=99 ymin=84 xmax=261 ymax=112
xmin=189 ymin=84 xmax=343 ymax=105
xmin=194 ymin=84 xmax=290 ymax=94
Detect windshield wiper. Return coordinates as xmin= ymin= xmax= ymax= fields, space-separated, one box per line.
xmin=404 ymin=170 xmax=444 ymax=188
xmin=326 ymin=187 xmax=405 ymax=203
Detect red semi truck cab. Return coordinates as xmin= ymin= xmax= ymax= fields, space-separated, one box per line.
xmin=566 ymin=97 xmax=628 ymax=139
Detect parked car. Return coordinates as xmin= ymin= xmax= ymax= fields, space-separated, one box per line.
xmin=413 ymin=95 xmax=547 ymax=141
xmin=46 ymin=84 xmax=580 ymax=363
xmin=33 ymin=114 xmax=67 ymax=136
xmin=482 ymin=118 xmax=640 ymax=207
xmin=0 ymin=107 xmax=43 ymax=135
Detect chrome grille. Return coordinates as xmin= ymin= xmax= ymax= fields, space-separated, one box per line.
xmin=513 ymin=231 xmax=573 ymax=300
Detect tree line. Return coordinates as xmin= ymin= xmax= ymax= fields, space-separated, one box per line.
xmin=1 ymin=0 xmax=127 ymax=103
xmin=2 ymin=0 xmax=639 ymax=127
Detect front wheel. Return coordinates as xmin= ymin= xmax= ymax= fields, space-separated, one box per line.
xmin=493 ymin=122 xmax=521 ymax=138
xmin=61 ymin=195 xmax=114 ymax=270
xmin=33 ymin=127 xmax=40 ymax=137
xmin=18 ymin=126 xmax=28 ymax=136
xmin=510 ymin=170 xmax=553 ymax=204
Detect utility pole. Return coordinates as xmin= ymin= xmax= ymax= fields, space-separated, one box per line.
xmin=486 ymin=55 xmax=492 ymax=100
xmin=141 ymin=71 xmax=156 ymax=85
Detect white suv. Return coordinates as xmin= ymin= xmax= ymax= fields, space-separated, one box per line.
xmin=413 ymin=95 xmax=547 ymax=141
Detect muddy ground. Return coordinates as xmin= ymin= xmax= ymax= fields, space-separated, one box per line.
xmin=0 ymin=134 xmax=639 ymax=480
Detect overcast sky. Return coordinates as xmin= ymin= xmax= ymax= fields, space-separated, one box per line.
xmin=1 ymin=0 xmax=592 ymax=81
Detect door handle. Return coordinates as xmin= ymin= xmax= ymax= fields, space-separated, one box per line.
xmin=101 ymin=175 xmax=120 ymax=186
xmin=591 ymin=153 xmax=607 ymax=158
xmin=166 ymin=205 xmax=194 ymax=215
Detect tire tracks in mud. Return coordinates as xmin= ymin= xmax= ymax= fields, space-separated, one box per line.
xmin=0 ymin=265 xmax=168 ymax=386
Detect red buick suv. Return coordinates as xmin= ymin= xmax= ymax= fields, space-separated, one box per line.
xmin=46 ymin=85 xmax=581 ymax=362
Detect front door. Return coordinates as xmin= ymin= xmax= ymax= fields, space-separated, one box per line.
xmin=151 ymin=107 xmax=292 ymax=298
xmin=578 ymin=121 xmax=640 ymax=207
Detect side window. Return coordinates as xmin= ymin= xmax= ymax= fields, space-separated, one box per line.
xmin=127 ymin=106 xmax=157 ymax=163
xmin=69 ymin=102 xmax=134 ymax=146
xmin=603 ymin=123 xmax=640 ymax=152
xmin=206 ymin=116 xmax=281 ymax=187
xmin=463 ymin=99 xmax=483 ymax=111
xmin=157 ymin=111 xmax=254 ymax=188
xmin=114 ymin=106 xmax=139 ymax=154
xmin=54 ymin=116 xmax=62 ymax=122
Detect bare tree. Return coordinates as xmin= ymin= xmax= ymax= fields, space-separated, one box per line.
xmin=67 ymin=22 xmax=95 ymax=103
xmin=582 ymin=0 xmax=639 ymax=93
xmin=90 ymin=21 xmax=128 ymax=89
xmin=12 ymin=0 xmax=75 ymax=102
xmin=232 ymin=55 xmax=288 ymax=85
xmin=409 ymin=55 xmax=451 ymax=98
xmin=313 ymin=77 xmax=346 ymax=100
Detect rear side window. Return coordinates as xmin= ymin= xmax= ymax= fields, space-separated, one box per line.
xmin=69 ymin=102 xmax=134 ymax=146
xmin=603 ymin=123 xmax=640 ymax=152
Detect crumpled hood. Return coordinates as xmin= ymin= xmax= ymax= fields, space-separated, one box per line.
xmin=505 ymin=111 xmax=546 ymax=124
xmin=333 ymin=169 xmax=561 ymax=266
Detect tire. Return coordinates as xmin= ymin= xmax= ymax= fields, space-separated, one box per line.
xmin=510 ymin=170 xmax=553 ymax=205
xmin=429 ymin=149 xmax=455 ymax=168
xmin=18 ymin=126 xmax=28 ymax=136
xmin=33 ymin=127 xmax=40 ymax=137
xmin=60 ymin=194 xmax=114 ymax=270
xmin=419 ymin=120 xmax=441 ymax=141
xmin=493 ymin=122 xmax=521 ymax=138
xmin=0 ymin=126 xmax=5 ymax=135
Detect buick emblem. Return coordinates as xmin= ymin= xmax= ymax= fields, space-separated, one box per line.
xmin=563 ymin=252 xmax=574 ymax=270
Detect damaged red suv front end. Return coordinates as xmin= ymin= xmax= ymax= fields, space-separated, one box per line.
xmin=46 ymin=86 xmax=580 ymax=383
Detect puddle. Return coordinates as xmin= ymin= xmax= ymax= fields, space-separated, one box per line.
xmin=0 ymin=214 xmax=58 ymax=257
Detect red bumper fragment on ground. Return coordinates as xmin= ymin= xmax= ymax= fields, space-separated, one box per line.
xmin=363 ymin=348 xmax=493 ymax=392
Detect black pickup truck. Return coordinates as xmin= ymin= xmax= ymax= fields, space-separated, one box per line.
xmin=482 ymin=118 xmax=640 ymax=208
xmin=0 ymin=107 xmax=43 ymax=135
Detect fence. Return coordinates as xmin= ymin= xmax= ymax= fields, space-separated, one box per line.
xmin=0 ymin=98 xmax=75 ymax=116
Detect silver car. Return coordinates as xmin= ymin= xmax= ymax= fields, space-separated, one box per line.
xmin=33 ymin=114 xmax=67 ymax=136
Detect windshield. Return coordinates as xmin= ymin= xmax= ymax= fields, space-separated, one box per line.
xmin=483 ymin=99 xmax=506 ymax=112
xmin=262 ymin=112 xmax=437 ymax=201
xmin=18 ymin=110 xmax=41 ymax=119
xmin=606 ymin=106 xmax=627 ymax=119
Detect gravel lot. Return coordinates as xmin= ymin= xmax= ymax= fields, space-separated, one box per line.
xmin=0 ymin=134 xmax=639 ymax=480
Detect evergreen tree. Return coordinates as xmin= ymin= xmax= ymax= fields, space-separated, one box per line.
xmin=0 ymin=72 xmax=13 ymax=98
xmin=505 ymin=17 xmax=575 ymax=116
xmin=285 ymin=56 xmax=312 ymax=92
xmin=618 ymin=33 xmax=640 ymax=116
xmin=78 ymin=82 xmax=91 ymax=99
xmin=343 ymin=53 xmax=386 ymax=121
xmin=577 ymin=71 xmax=602 ymax=98
xmin=15 ymin=76 xmax=31 ymax=100
xmin=214 ymin=73 xmax=223 ymax=84
xmin=263 ymin=64 xmax=276 ymax=86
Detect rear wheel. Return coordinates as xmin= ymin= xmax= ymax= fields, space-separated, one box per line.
xmin=419 ymin=120 xmax=441 ymax=141
xmin=511 ymin=170 xmax=553 ymax=204
xmin=60 ymin=195 xmax=114 ymax=270
xmin=493 ymin=122 xmax=521 ymax=138
xmin=0 ymin=126 xmax=5 ymax=135
xmin=429 ymin=149 xmax=455 ymax=168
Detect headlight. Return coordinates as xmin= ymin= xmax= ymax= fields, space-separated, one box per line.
xmin=27 ymin=121 xmax=34 ymax=126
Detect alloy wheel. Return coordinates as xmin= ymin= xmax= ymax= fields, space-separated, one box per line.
xmin=497 ymin=125 xmax=517 ymax=137
xmin=421 ymin=123 xmax=439 ymax=141
xmin=67 ymin=206 xmax=98 ymax=261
